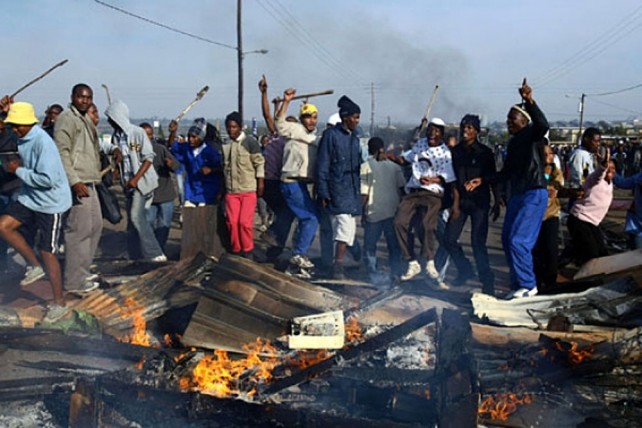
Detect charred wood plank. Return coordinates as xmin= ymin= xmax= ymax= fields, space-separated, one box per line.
xmin=262 ymin=308 xmax=437 ymax=395
xmin=0 ymin=376 xmax=76 ymax=401
xmin=434 ymin=309 xmax=479 ymax=428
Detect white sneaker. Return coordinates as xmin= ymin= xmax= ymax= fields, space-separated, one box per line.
xmin=150 ymin=254 xmax=168 ymax=262
xmin=20 ymin=266 xmax=46 ymax=286
xmin=505 ymin=287 xmax=538 ymax=299
xmin=401 ymin=260 xmax=422 ymax=281
xmin=69 ymin=281 xmax=100 ymax=297
xmin=425 ymin=260 xmax=439 ymax=279
xmin=289 ymin=254 xmax=314 ymax=270
xmin=43 ymin=304 xmax=68 ymax=323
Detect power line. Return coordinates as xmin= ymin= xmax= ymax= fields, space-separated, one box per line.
xmin=94 ymin=0 xmax=237 ymax=50
xmin=267 ymin=0 xmax=366 ymax=84
xmin=256 ymin=0 xmax=368 ymax=87
xmin=533 ymin=4 xmax=642 ymax=87
xmin=586 ymin=82 xmax=642 ymax=97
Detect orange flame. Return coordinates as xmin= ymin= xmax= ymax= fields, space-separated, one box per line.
xmin=345 ymin=316 xmax=363 ymax=343
xmin=287 ymin=349 xmax=332 ymax=369
xmin=180 ymin=338 xmax=279 ymax=398
xmin=555 ymin=341 xmax=595 ymax=365
xmin=118 ymin=297 xmax=155 ymax=347
xmin=479 ymin=393 xmax=533 ymax=421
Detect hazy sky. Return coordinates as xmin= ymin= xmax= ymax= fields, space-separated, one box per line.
xmin=4 ymin=0 xmax=642 ymax=126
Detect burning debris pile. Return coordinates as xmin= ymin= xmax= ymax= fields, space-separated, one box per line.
xmin=1 ymin=251 xmax=642 ymax=427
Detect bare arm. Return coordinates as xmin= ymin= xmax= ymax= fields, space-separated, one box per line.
xmin=259 ymin=75 xmax=277 ymax=135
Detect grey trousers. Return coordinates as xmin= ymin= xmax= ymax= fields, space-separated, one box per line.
xmin=64 ymin=185 xmax=102 ymax=291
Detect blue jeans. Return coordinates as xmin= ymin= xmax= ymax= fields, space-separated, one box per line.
xmin=444 ymin=200 xmax=494 ymax=289
xmin=126 ymin=190 xmax=164 ymax=259
xmin=147 ymin=200 xmax=174 ymax=250
xmin=280 ymin=181 xmax=318 ymax=256
xmin=263 ymin=179 xmax=295 ymax=252
xmin=364 ymin=217 xmax=402 ymax=276
xmin=502 ymin=188 xmax=547 ymax=290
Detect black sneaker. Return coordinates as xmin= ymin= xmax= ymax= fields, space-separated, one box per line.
xmin=332 ymin=264 xmax=346 ymax=280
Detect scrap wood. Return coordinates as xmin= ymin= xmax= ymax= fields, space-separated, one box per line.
xmin=261 ymin=308 xmax=437 ymax=395
xmin=573 ymin=248 xmax=642 ymax=281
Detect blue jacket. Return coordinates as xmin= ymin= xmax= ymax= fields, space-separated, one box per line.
xmin=15 ymin=125 xmax=71 ymax=214
xmin=171 ymin=141 xmax=222 ymax=204
xmin=316 ymin=125 xmax=361 ymax=215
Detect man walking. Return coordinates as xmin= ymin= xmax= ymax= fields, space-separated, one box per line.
xmin=104 ymin=100 xmax=164 ymax=261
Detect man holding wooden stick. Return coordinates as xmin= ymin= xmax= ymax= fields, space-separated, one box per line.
xmin=55 ymin=84 xmax=121 ymax=294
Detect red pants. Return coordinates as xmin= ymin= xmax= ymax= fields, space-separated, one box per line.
xmin=225 ymin=192 xmax=257 ymax=253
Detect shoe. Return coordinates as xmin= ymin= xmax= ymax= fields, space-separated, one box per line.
xmin=289 ymin=254 xmax=315 ymax=270
xmin=150 ymin=254 xmax=167 ymax=262
xmin=369 ymin=271 xmax=390 ymax=286
xmin=20 ymin=266 xmax=46 ymax=287
xmin=505 ymin=287 xmax=538 ymax=299
xmin=425 ymin=260 xmax=439 ymax=279
xmin=434 ymin=281 xmax=450 ymax=290
xmin=43 ymin=304 xmax=69 ymax=323
xmin=451 ymin=271 xmax=474 ymax=287
xmin=260 ymin=232 xmax=279 ymax=248
xmin=332 ymin=264 xmax=346 ymax=280
xmin=68 ymin=281 xmax=100 ymax=296
xmin=286 ymin=266 xmax=312 ymax=279
xmin=401 ymin=260 xmax=422 ymax=281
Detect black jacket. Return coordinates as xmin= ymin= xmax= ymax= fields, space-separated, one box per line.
xmin=0 ymin=128 xmax=21 ymax=196
xmin=452 ymin=139 xmax=496 ymax=209
xmin=498 ymin=102 xmax=549 ymax=198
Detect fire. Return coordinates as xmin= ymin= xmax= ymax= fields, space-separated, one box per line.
xmin=180 ymin=338 xmax=280 ymax=399
xmin=479 ymin=392 xmax=533 ymax=421
xmin=555 ymin=341 xmax=595 ymax=365
xmin=119 ymin=297 xmax=154 ymax=347
xmin=345 ymin=316 xmax=363 ymax=343
xmin=288 ymin=349 xmax=332 ymax=369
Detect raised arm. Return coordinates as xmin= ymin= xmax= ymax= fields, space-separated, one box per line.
xmin=259 ymin=75 xmax=277 ymax=135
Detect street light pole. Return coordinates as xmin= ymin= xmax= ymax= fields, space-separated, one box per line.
xmin=237 ymin=0 xmax=243 ymax=121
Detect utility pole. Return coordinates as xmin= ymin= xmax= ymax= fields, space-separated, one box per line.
xmin=370 ymin=82 xmax=375 ymax=137
xmin=577 ymin=93 xmax=586 ymax=142
xmin=237 ymin=0 xmax=244 ymax=121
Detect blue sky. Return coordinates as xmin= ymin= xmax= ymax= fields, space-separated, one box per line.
xmin=3 ymin=0 xmax=642 ymax=125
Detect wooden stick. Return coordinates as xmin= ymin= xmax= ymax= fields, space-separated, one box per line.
xmin=10 ymin=60 xmax=69 ymax=98
xmin=272 ymin=89 xmax=334 ymax=105
xmin=419 ymin=85 xmax=440 ymax=132
xmin=101 ymin=84 xmax=112 ymax=105
xmin=175 ymin=86 xmax=209 ymax=122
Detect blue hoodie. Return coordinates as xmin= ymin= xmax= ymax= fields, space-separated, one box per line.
xmin=15 ymin=125 xmax=71 ymax=214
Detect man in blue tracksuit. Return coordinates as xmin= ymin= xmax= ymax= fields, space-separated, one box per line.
xmin=497 ymin=79 xmax=549 ymax=299
xmin=316 ymin=95 xmax=362 ymax=279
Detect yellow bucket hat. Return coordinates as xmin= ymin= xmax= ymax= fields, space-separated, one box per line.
xmin=5 ymin=102 xmax=39 ymax=125
xmin=300 ymin=103 xmax=318 ymax=117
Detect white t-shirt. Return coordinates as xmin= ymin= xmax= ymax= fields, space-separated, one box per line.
xmin=403 ymin=139 xmax=456 ymax=194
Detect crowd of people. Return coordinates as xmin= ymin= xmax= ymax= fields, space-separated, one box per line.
xmin=1 ymin=77 xmax=641 ymax=322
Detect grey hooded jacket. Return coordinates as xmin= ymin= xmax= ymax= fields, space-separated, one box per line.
xmin=104 ymin=100 xmax=158 ymax=195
